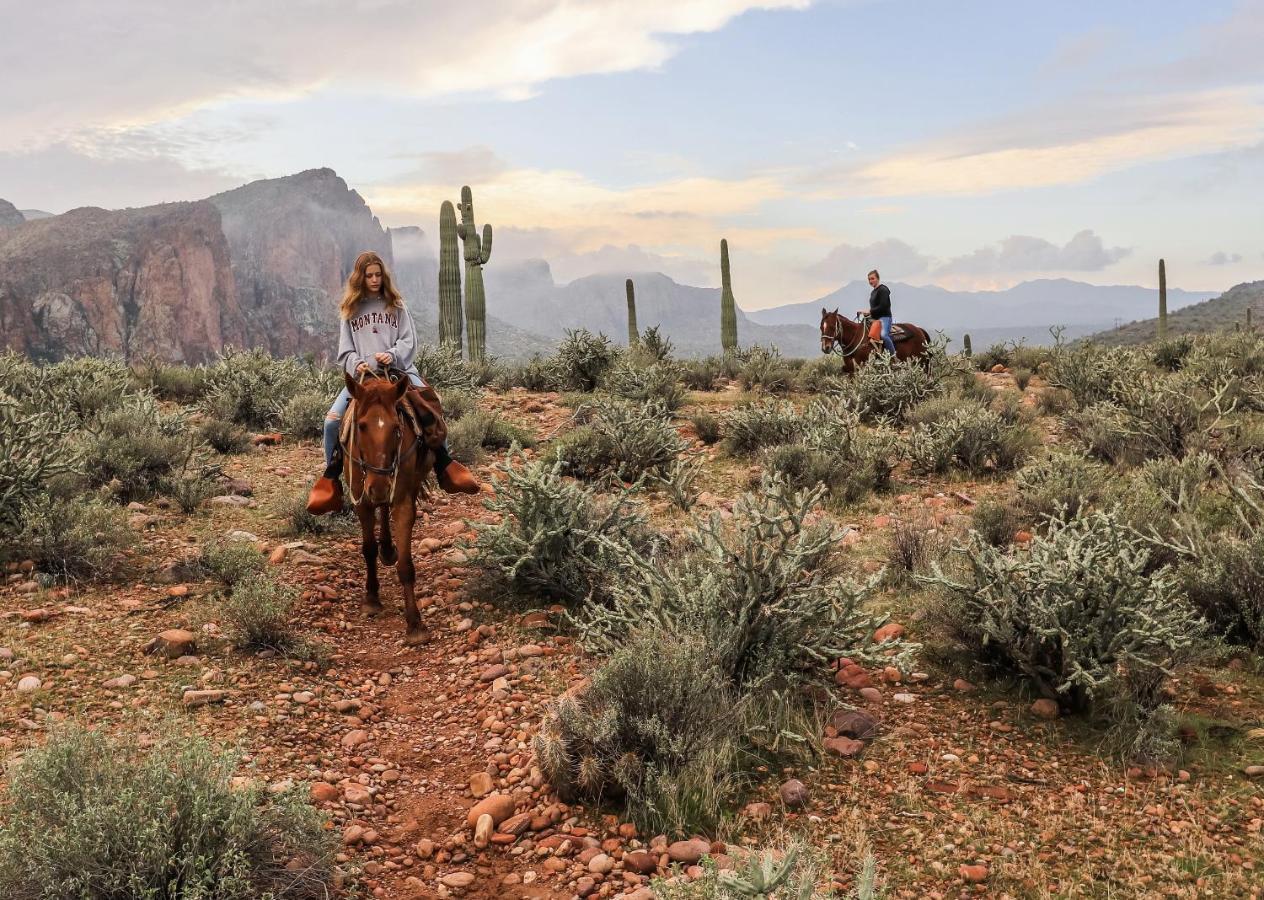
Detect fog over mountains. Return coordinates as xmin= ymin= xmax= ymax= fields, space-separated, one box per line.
xmin=0 ymin=168 xmax=1233 ymax=361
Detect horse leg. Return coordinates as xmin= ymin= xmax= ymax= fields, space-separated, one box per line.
xmin=378 ymin=503 xmax=397 ymax=566
xmin=391 ymin=496 xmax=425 ymax=645
xmin=355 ymin=503 xmax=383 ymax=615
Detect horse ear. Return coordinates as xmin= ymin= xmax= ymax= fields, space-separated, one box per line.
xmin=393 ymin=377 xmax=410 ymax=399
xmin=344 ymin=370 xmax=359 ymax=398
xmin=821 ymin=307 xmax=827 ymax=318
xmin=833 ymin=307 xmax=839 ymax=315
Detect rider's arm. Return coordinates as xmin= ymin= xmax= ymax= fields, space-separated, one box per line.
xmin=385 ymin=303 xmax=417 ymax=369
xmin=337 ymin=316 xmax=364 ymax=376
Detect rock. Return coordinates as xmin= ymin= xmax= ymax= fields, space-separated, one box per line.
xmin=873 ymin=622 xmax=905 ymax=643
xmin=103 ymin=674 xmax=137 ymax=689
xmin=145 ymin=629 xmax=197 ymax=658
xmin=588 ymin=853 xmax=615 ymax=874
xmin=20 ymin=608 xmax=56 ymax=623
xmin=468 ymin=771 xmax=494 ymax=798
xmin=341 ymin=729 xmax=369 ymax=750
xmin=859 ymin=687 xmax=883 ymax=703
xmin=310 ymin=782 xmax=339 ymax=803
xmin=225 ymin=530 xmax=259 ymax=543
xmin=343 ymin=783 xmax=371 ymax=805
xmin=441 ymin=871 xmax=475 ymax=888
xmin=209 ymin=495 xmax=252 ymax=507
xmin=1031 ymin=698 xmax=1060 ymax=719
xmin=473 ymin=813 xmax=494 ymax=848
xmin=778 ymin=779 xmax=809 ymax=809
xmin=830 ymin=709 xmax=879 ymax=740
xmin=499 ymin=812 xmax=531 ymax=836
xmin=667 ymin=839 xmax=709 ymax=865
xmin=414 ymin=838 xmax=435 ymax=859
xmin=824 ymin=737 xmax=865 ymax=758
xmin=252 ymin=432 xmax=283 ymax=446
xmin=624 ymin=851 xmax=658 ymax=875
xmin=226 ymin=478 xmax=252 ymax=496
xmin=268 ymin=546 xmax=288 ymax=565
xmin=466 ymin=792 xmax=516 ymax=828
xmin=834 ymin=664 xmax=872 ymax=690
xmin=1014 ymin=530 xmax=1033 ymax=544
xmin=990 ymin=364 xmax=1007 ymax=374
xmin=576 ymin=876 xmax=597 ymax=897
xmin=959 ymin=863 xmax=989 ymax=883
xmin=182 ymin=689 xmax=226 ymax=707
xmin=892 ymin=692 xmax=915 ymax=704
xmin=16 ymin=675 xmax=41 ymax=692
xmin=952 ymin=678 xmax=975 ymax=693
xmin=479 ymin=664 xmax=508 ymax=682
xmin=1244 ymin=765 xmax=1264 ymax=778
xmin=742 ymin=801 xmax=772 ymax=821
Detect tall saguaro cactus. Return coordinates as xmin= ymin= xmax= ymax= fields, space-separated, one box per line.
xmin=457 ymin=185 xmax=493 ymax=363
xmin=962 ymin=333 xmax=972 ymax=357
xmin=438 ymin=201 xmax=463 ymax=354
xmin=720 ymin=238 xmax=738 ymax=352
xmin=1158 ymin=258 xmax=1168 ymax=341
xmin=626 ymin=279 xmax=639 ymax=347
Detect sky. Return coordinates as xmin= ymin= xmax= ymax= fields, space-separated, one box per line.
xmin=2 ymin=0 xmax=1262 ymax=309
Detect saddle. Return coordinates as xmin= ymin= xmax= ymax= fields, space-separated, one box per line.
xmin=340 ymin=384 xmax=448 ymax=452
xmin=866 ymin=319 xmax=913 ymax=343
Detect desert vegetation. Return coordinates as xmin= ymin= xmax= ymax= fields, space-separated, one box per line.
xmin=2 ymin=328 xmax=1263 ymax=899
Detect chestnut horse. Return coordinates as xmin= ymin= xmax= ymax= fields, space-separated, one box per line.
xmin=820 ymin=308 xmax=932 ymax=372
xmin=341 ymin=370 xmax=434 ymax=645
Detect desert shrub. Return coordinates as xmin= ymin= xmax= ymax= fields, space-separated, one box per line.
xmin=766 ymin=398 xmax=897 ymax=504
xmin=464 ymin=357 xmax=504 ymax=388
xmin=691 ymin=412 xmax=722 ymax=445
xmin=277 ymin=390 xmax=329 ymax=440
xmin=199 ymin=417 xmax=252 ymax=454
xmin=652 ymin=457 xmax=703 ymax=512
xmin=201 ymin=539 xmax=266 ymax=586
xmin=1185 ymin=330 xmax=1264 ymax=382
xmin=43 ymin=356 xmax=139 ymax=424
xmin=923 ymin=508 xmax=1206 ymax=753
xmin=1011 ymin=367 xmax=1033 ymax=391
xmin=134 ymin=359 xmax=209 ymax=401
xmin=1153 ymin=337 xmax=1195 ymax=372
xmin=1177 ymin=534 xmax=1264 ymax=651
xmin=550 ymin=400 xmax=684 ymax=482
xmin=412 ymin=343 xmax=480 ymax=391
xmin=795 ymin=355 xmax=848 ymax=393
xmin=944 ymin=367 xmax=995 ymax=405
xmin=0 ymin=394 xmax=80 ymax=530
xmin=221 ymin=574 xmax=303 ymax=653
xmin=971 ymin=498 xmax=1020 ymax=547
xmin=493 ymin=354 xmax=558 ymax=392
xmin=447 ymin=410 xmax=534 ymax=463
xmin=721 ymin=399 xmax=801 ymax=455
xmin=904 ymin=395 xmax=962 ymax=429
xmin=3 ymin=496 xmax=134 ymax=581
xmin=739 ymin=345 xmax=794 ymax=394
xmin=534 ymin=631 xmax=737 ymax=834
xmin=0 ymin=724 xmax=336 ymax=900
xmin=907 ymin=404 xmax=1033 ymax=474
xmin=639 ymin=325 xmax=674 ymax=362
xmin=473 ymin=455 xmax=648 ymax=606
xmin=604 ymin=358 xmax=687 ymax=410
xmin=680 ymin=356 xmax=723 ymax=392
xmin=85 ymin=396 xmax=202 ymax=500
xmin=1035 ymin=386 xmax=1075 ymax=417
xmin=833 ymin=352 xmax=940 ymax=424
xmin=1115 ymin=371 xmax=1237 ymax=459
xmin=438 ymin=387 xmax=479 ymax=422
xmin=885 ymin=520 xmax=948 ymax=586
xmin=652 ymin=842 xmax=845 ymax=900
xmin=1045 ymin=345 xmax=1143 ymax=408
xmin=162 ymin=470 xmax=221 ymax=514
xmin=1061 ymin=402 xmax=1142 ymax=466
xmin=1015 ymin=449 xmax=1111 ymax=525
xmin=201 ymin=348 xmax=314 ymax=429
xmin=271 ymin=490 xmax=352 ymax=537
xmin=574 ymin=479 xmax=910 ymax=700
xmin=1009 ymin=343 xmax=1054 ymax=373
xmin=972 ymin=342 xmax=1012 ymax=372
xmin=552 ymin=329 xmax=618 ymax=392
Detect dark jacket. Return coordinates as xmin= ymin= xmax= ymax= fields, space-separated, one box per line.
xmin=869 ymin=283 xmax=892 ymax=319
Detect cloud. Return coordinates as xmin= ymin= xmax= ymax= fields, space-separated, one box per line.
xmin=804 ymin=238 xmax=932 ymax=282
xmin=1 ymin=1 xmax=812 ymax=151
xmin=1206 ymin=250 xmax=1244 ymax=265
xmin=808 ymin=87 xmax=1264 ymax=197
xmin=937 ymin=230 xmax=1131 ymax=276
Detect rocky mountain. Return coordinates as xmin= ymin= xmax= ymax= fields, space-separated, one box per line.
xmin=20 ymin=209 xmax=54 ymax=221
xmin=0 ymin=199 xmax=23 ymax=229
xmin=748 ymin=278 xmax=1219 ymax=348
xmin=0 ymin=202 xmax=243 ymax=362
xmin=1086 ymin=280 xmax=1264 ymax=346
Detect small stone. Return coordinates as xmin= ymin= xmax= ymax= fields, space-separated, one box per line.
xmin=466 ymin=792 xmax=516 ymax=828
xmin=268 ymin=546 xmax=288 ymax=565
xmin=473 ymin=813 xmax=494 ymax=848
xmin=343 ymin=783 xmax=371 ymax=805
xmin=779 ymin=779 xmax=809 ymax=809
xmin=624 ymin=851 xmax=658 ymax=875
xmin=892 ymin=692 xmax=915 ymax=704
xmin=20 ymin=608 xmax=56 ymax=623
xmin=1244 ymin=765 xmax=1264 ymax=778
xmin=145 ymin=629 xmax=197 ymax=658
xmin=103 ymin=674 xmax=137 ymax=689
xmin=959 ymin=863 xmax=989 ymax=883
xmin=824 ymin=737 xmax=865 ymax=758
xmin=873 ymin=622 xmax=905 ymax=643
xmin=952 ymin=678 xmax=975 ymax=693
xmin=16 ymin=675 xmax=41 ymax=692
xmin=742 ymin=801 xmax=772 ymax=821
xmin=576 ymin=876 xmax=597 ymax=897
xmin=1031 ymin=698 xmax=1060 ymax=719
xmin=588 ymin=853 xmax=615 ymax=875
xmin=859 ymin=687 xmax=883 ymax=703
xmin=210 ymin=495 xmax=252 ymax=507
xmin=1014 ymin=530 xmax=1033 ymax=544
xmin=441 ymin=871 xmax=475 ymax=888
xmin=830 ymin=709 xmax=879 ymax=740
xmin=667 ymin=839 xmax=710 ymax=865
xmin=182 ymin=689 xmax=226 ymax=707
xmin=225 ymin=530 xmax=260 ymax=543
xmin=310 ymin=782 xmax=339 ymax=803
xmin=341 ymin=729 xmax=369 ymax=750
xmin=469 ymin=771 xmax=494 ymax=798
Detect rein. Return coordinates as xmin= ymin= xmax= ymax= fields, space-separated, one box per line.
xmin=826 ymin=315 xmax=868 ymax=358
xmin=344 ymin=371 xmax=422 ymax=508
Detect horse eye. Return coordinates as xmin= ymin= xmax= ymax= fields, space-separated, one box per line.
xmin=358 ymin=422 xmax=367 ymax=430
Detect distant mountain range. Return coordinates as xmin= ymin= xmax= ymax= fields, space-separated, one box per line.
xmin=0 ymin=167 xmax=1242 ymax=362
xmin=1085 ymin=281 xmax=1264 ymax=346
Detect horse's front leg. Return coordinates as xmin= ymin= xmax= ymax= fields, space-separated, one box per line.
xmin=377 ymin=503 xmax=397 ymax=566
xmin=355 ymin=502 xmax=383 ymax=615
xmin=391 ymin=496 xmax=425 ymax=645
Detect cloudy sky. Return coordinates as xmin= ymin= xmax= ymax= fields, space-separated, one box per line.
xmin=3 ymin=0 xmax=1262 ymax=308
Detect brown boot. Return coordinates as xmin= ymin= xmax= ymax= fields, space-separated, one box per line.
xmin=306 ymin=476 xmax=344 ymax=515
xmin=437 ymin=460 xmax=480 ymax=495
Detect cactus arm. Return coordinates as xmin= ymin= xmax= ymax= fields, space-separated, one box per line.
xmin=481 ymin=223 xmax=493 ymax=264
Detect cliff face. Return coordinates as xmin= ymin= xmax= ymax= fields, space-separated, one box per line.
xmin=209 ymin=168 xmax=393 ymax=358
xmin=0 ymin=202 xmax=243 ymax=362
xmin=0 ymin=199 xmax=23 ymax=229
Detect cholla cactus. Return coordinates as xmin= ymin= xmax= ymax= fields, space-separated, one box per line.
xmin=456 ymin=186 xmax=493 ymax=363
xmin=438 ymin=200 xmax=463 ymax=353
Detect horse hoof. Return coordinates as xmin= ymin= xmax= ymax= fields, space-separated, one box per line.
xmin=361 ymin=599 xmax=383 ymax=616
xmin=404 ymin=628 xmax=428 ymax=646
xmin=379 ymin=544 xmax=398 ymax=566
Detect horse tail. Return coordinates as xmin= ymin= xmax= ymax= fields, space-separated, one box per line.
xmin=918 ymin=326 xmax=931 ymax=344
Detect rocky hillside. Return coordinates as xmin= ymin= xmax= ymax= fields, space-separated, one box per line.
xmin=0 ymin=202 xmax=243 ymax=362
xmin=0 ymin=199 xmax=23 ymax=229
xmin=1086 ymin=280 xmax=1264 ymax=345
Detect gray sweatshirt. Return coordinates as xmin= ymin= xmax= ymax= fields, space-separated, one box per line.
xmin=337 ymin=296 xmax=420 ymax=379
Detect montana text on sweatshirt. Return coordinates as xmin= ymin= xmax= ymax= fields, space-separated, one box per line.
xmin=337 ymin=295 xmax=421 ymax=379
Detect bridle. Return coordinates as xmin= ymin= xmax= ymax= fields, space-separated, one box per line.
xmin=822 ymin=313 xmax=868 ymax=358
xmin=344 ymin=370 xmax=421 ymax=507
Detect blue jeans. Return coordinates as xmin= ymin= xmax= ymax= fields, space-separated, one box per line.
xmin=877 ymin=316 xmax=896 ymax=355
xmin=324 ymin=372 xmax=426 ymax=467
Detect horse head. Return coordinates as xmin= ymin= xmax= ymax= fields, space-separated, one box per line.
xmin=345 ymin=371 xmax=411 ymax=506
xmin=820 ymin=307 xmax=849 ymax=354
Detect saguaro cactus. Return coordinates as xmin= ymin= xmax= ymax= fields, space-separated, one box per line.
xmin=457 ymin=185 xmax=493 ymax=363
xmin=438 ymin=201 xmax=463 ymax=354
xmin=626 ymin=279 xmax=639 ymax=347
xmin=720 ymin=238 xmax=738 ymax=351
xmin=962 ymin=333 xmax=972 ymax=357
xmin=1158 ymin=259 xmax=1168 ymax=341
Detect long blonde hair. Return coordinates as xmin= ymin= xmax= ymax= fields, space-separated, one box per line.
xmin=339 ymin=251 xmax=404 ymax=320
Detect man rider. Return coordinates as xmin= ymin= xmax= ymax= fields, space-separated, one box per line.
xmin=856 ymin=269 xmax=896 ymax=356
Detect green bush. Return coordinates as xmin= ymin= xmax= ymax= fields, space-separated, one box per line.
xmin=413 ymin=343 xmax=480 ymax=391
xmin=1062 ymin=402 xmax=1147 ymax=466
xmin=766 ymin=398 xmax=897 ymax=504
xmin=795 ymin=355 xmax=848 ymax=393
xmin=1153 ymin=337 xmax=1195 ymax=372
xmin=885 ymin=520 xmax=948 ymax=586
xmin=221 ymin=574 xmax=303 ymax=653
xmin=691 ymin=412 xmax=722 ymax=445
xmin=4 ymin=496 xmax=134 ymax=582
xmin=162 ymin=470 xmax=221 ymax=514
xmin=0 ymin=394 xmax=80 ymax=530
xmin=473 ymin=455 xmax=648 ymax=606
xmin=1177 ymin=534 xmax=1264 ymax=651
xmin=1015 ymin=449 xmax=1111 ymax=525
xmin=199 ymin=418 xmax=252 ymax=454
xmin=134 ymin=359 xmax=209 ymax=401
xmin=200 ymin=540 xmax=266 ymax=586
xmin=201 ymin=349 xmax=315 ymax=430
xmin=494 ymin=354 xmax=557 ymax=392
xmin=85 ymin=397 xmax=202 ymax=500
xmin=270 ymin=491 xmax=352 ymax=537
xmin=447 ymin=410 xmax=534 ymax=463
xmin=604 ymin=358 xmax=687 ymax=410
xmin=277 ymin=390 xmax=329 ymax=440
xmin=0 ymin=724 xmax=336 ymax=900
xmin=550 ymin=401 xmax=683 ymax=482
xmin=44 ymin=356 xmax=139 ymax=424
xmin=680 ymin=357 xmax=723 ymax=391
xmin=1012 ymin=367 xmax=1033 ymax=391
xmin=739 ymin=345 xmax=794 ymax=394
xmin=438 ymin=387 xmax=479 ymax=422
xmin=638 ymin=326 xmax=675 ymax=362
xmin=907 ymin=404 xmax=1033 ymax=474
xmin=971 ymin=498 xmax=1020 ymax=547
xmin=1035 ymin=386 xmax=1075 ymax=417
xmin=722 ymin=399 xmax=801 ymax=455
xmin=923 ymin=508 xmax=1206 ymax=755
xmin=552 ymin=329 xmax=618 ymax=392
xmin=1045 ymin=345 xmax=1143 ymax=409
xmin=834 ymin=352 xmax=940 ymax=425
